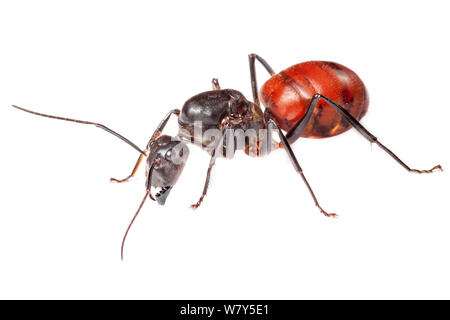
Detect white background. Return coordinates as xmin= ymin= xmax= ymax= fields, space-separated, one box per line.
xmin=0 ymin=0 xmax=449 ymax=299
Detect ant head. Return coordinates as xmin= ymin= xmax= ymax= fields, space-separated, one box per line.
xmin=146 ymin=135 xmax=189 ymax=205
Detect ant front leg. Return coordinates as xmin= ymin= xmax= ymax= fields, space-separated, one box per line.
xmin=147 ymin=109 xmax=181 ymax=146
xmin=110 ymin=109 xmax=180 ymax=183
xmin=286 ymin=94 xmax=443 ymax=174
xmin=110 ymin=153 xmax=146 ymax=183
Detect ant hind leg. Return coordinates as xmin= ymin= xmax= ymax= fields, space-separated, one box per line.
xmin=287 ymin=94 xmax=443 ymax=174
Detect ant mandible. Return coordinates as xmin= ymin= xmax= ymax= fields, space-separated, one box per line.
xmin=11 ymin=54 xmax=443 ymax=260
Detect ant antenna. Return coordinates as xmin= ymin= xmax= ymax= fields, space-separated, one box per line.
xmin=11 ymin=105 xmax=145 ymax=155
xmin=121 ymin=189 xmax=151 ymax=261
xmin=121 ymin=161 xmax=160 ymax=260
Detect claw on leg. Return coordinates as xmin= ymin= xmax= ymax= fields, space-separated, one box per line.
xmin=321 ymin=210 xmax=338 ymax=218
xmin=317 ymin=205 xmax=338 ymax=218
xmin=190 ymin=196 xmax=205 ymax=210
xmin=410 ymin=164 xmax=443 ymax=174
xmin=110 ymin=176 xmax=133 ymax=183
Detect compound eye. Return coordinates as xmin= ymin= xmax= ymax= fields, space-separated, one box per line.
xmin=165 ymin=148 xmax=173 ymax=161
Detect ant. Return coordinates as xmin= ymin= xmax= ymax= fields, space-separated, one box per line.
xmin=11 ymin=54 xmax=443 ymax=260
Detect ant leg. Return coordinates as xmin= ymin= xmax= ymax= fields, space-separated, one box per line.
xmin=110 ymin=153 xmax=145 ymax=183
xmin=111 ymin=109 xmax=181 ymax=183
xmin=190 ymin=152 xmax=216 ymax=210
xmin=190 ymin=134 xmax=225 ymax=210
xmin=285 ymin=94 xmax=323 ymax=144
xmin=248 ymin=53 xmax=276 ymax=107
xmin=212 ymin=78 xmax=221 ymax=90
xmin=147 ymin=109 xmax=181 ymax=147
xmin=290 ymin=94 xmax=442 ymax=174
xmin=268 ymin=118 xmax=337 ymax=218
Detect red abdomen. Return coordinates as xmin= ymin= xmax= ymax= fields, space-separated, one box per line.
xmin=260 ymin=61 xmax=369 ymax=139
